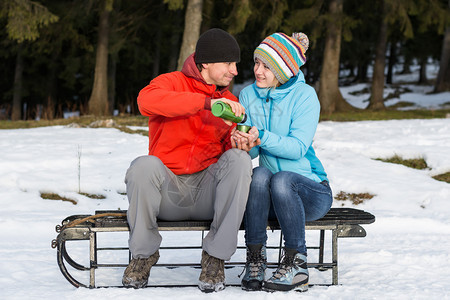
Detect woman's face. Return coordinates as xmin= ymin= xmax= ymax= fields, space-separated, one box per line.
xmin=253 ymin=58 xmax=279 ymax=88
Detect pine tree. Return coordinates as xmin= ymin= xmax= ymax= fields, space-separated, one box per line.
xmin=434 ymin=0 xmax=450 ymax=92
xmin=0 ymin=0 xmax=58 ymax=120
xmin=318 ymin=0 xmax=355 ymax=114
xmin=88 ymin=0 xmax=113 ymax=116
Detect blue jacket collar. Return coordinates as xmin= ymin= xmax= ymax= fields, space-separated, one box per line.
xmin=252 ymin=70 xmax=305 ymax=101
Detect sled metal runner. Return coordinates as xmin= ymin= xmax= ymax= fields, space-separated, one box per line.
xmin=52 ymin=207 xmax=375 ymax=288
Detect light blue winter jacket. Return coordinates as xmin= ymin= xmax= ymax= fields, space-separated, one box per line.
xmin=239 ymin=71 xmax=328 ymax=183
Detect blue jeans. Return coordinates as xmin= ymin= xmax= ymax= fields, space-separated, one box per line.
xmin=244 ymin=166 xmax=333 ymax=254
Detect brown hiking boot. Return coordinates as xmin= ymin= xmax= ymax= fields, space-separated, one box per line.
xmin=122 ymin=250 xmax=160 ymax=288
xmin=198 ymin=250 xmax=225 ymax=293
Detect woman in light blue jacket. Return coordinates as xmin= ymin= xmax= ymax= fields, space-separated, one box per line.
xmin=232 ymin=32 xmax=332 ymax=292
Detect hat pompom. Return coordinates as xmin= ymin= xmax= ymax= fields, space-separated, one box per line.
xmin=292 ymin=32 xmax=309 ymax=53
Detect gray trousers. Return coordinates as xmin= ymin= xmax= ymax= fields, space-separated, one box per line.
xmin=125 ymin=149 xmax=252 ymax=261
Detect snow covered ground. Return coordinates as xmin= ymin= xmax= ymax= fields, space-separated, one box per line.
xmin=1 ymin=69 xmax=450 ymax=299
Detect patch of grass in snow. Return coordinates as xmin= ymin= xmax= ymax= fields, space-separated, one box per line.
xmin=0 ymin=115 xmax=148 ymax=129
xmin=334 ymin=191 xmax=375 ymax=205
xmin=388 ymin=101 xmax=416 ymax=109
xmin=432 ymin=172 xmax=450 ymax=183
xmin=41 ymin=192 xmax=77 ymax=205
xmin=375 ymin=155 xmax=448 ymax=183
xmin=79 ymin=192 xmax=106 ymax=199
xmin=0 ymin=116 xmax=149 ymax=136
xmin=375 ymin=154 xmax=428 ymax=170
xmin=348 ymin=87 xmax=371 ymax=96
xmin=115 ymin=125 xmax=148 ymax=136
xmin=41 ymin=192 xmax=106 ymax=204
xmin=320 ymin=108 xmax=450 ymax=121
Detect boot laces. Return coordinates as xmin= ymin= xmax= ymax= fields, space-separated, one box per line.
xmin=272 ymin=252 xmax=295 ymax=279
xmin=246 ymin=248 xmax=266 ymax=278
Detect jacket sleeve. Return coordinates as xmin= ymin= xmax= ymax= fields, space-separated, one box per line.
xmin=259 ymin=88 xmax=320 ymax=160
xmin=239 ymin=87 xmax=260 ymax=159
xmin=137 ymin=72 xmax=207 ymax=117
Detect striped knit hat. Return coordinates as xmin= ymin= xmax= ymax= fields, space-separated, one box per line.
xmin=254 ymin=32 xmax=309 ymax=84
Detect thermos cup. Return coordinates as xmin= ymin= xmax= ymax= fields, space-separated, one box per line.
xmin=236 ymin=125 xmax=251 ymax=133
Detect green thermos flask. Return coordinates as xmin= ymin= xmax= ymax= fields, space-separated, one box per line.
xmin=211 ymin=101 xmax=247 ymax=123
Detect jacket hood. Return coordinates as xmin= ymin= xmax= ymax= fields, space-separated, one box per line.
xmin=181 ymin=53 xmax=207 ymax=84
xmin=181 ymin=53 xmax=232 ymax=93
xmin=253 ymin=70 xmax=306 ymax=100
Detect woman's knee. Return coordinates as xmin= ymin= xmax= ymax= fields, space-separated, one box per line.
xmin=247 ymin=167 xmax=272 ymax=209
xmin=251 ymin=166 xmax=273 ymax=186
xmin=270 ymin=172 xmax=293 ymax=199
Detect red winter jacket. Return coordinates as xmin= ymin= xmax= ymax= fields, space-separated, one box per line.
xmin=137 ymin=54 xmax=237 ymax=175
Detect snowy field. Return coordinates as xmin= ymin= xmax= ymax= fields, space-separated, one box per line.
xmin=1 ymin=68 xmax=450 ymax=299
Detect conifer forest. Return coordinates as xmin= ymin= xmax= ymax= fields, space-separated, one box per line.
xmin=1 ymin=0 xmax=449 ymax=120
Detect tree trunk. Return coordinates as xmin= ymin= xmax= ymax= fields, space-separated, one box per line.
xmin=200 ymin=0 xmax=214 ymax=34
xmin=169 ymin=31 xmax=181 ymax=72
xmin=355 ymin=63 xmax=368 ymax=83
xmin=108 ymin=56 xmax=117 ymax=115
xmin=368 ymin=0 xmax=387 ymax=110
xmin=152 ymin=23 xmax=162 ymax=78
xmin=318 ymin=0 xmax=354 ymax=115
xmin=12 ymin=45 xmax=24 ymax=121
xmin=44 ymin=54 xmax=58 ymax=120
xmin=418 ymin=57 xmax=428 ymax=84
xmin=386 ymin=41 xmax=397 ymax=84
xmin=168 ymin=9 xmax=183 ymax=72
xmin=434 ymin=1 xmax=450 ymax=93
xmin=177 ymin=0 xmax=203 ymax=70
xmin=88 ymin=0 xmax=112 ymax=116
xmin=401 ymin=52 xmax=412 ymax=74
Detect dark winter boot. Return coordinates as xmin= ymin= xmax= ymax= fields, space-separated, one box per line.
xmin=241 ymin=244 xmax=267 ymax=291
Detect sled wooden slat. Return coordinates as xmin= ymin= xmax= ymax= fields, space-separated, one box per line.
xmin=53 ymin=207 xmax=375 ymax=288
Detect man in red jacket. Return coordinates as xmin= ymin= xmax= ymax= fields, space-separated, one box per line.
xmin=122 ymin=28 xmax=252 ymax=293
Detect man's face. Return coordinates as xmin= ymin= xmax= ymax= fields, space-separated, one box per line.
xmin=201 ymin=62 xmax=238 ymax=87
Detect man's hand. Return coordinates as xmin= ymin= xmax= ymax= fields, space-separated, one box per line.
xmin=211 ymin=98 xmax=245 ymax=126
xmin=231 ymin=126 xmax=261 ymax=152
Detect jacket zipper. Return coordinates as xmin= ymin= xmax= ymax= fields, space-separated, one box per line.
xmin=186 ymin=89 xmax=218 ymax=173
xmin=268 ymin=99 xmax=282 ymax=172
xmin=262 ymin=95 xmax=282 ymax=172
xmin=185 ymin=123 xmax=205 ymax=174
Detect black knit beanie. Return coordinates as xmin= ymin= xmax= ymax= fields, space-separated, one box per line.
xmin=194 ymin=28 xmax=240 ymax=64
